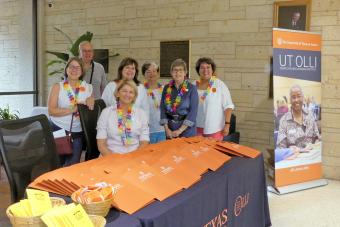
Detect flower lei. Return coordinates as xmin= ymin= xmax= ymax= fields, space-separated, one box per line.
xmin=165 ymin=80 xmax=189 ymax=113
xmin=117 ymin=101 xmax=133 ymax=145
xmin=144 ymin=82 xmax=163 ymax=108
xmin=63 ymin=80 xmax=85 ymax=116
xmin=196 ymin=76 xmax=216 ymax=102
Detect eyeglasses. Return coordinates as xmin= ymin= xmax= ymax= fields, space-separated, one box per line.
xmin=81 ymin=49 xmax=93 ymax=53
xmin=172 ymin=68 xmax=185 ymax=73
xmin=146 ymin=69 xmax=157 ymax=74
xmin=68 ymin=65 xmax=82 ymax=71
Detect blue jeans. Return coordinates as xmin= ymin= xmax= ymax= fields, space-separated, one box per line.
xmin=50 ymin=121 xmax=83 ymax=166
xmin=150 ymin=131 xmax=166 ymax=144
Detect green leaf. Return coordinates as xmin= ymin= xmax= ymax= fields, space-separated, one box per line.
xmin=109 ymin=53 xmax=120 ymax=58
xmin=0 ymin=105 xmax=20 ymax=120
xmin=70 ymin=31 xmax=93 ymax=56
xmin=46 ymin=51 xmax=69 ymax=62
xmin=53 ymin=27 xmax=73 ymax=46
xmin=46 ymin=59 xmax=66 ymax=67
xmin=48 ymin=69 xmax=64 ymax=76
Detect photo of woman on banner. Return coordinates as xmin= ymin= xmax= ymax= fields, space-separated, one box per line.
xmin=276 ymin=84 xmax=320 ymax=160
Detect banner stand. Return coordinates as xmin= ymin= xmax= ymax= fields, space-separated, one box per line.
xmin=267 ymin=179 xmax=328 ymax=195
xmin=272 ymin=28 xmax=323 ymax=191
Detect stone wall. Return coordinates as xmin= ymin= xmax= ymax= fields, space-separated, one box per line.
xmin=40 ymin=0 xmax=340 ymax=179
xmin=311 ymin=0 xmax=340 ymax=179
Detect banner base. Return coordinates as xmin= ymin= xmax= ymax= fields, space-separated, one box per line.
xmin=267 ymin=179 xmax=328 ymax=195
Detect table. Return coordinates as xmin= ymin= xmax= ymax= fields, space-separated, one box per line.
xmin=106 ymin=154 xmax=271 ymax=227
xmin=105 ymin=213 xmax=141 ymax=227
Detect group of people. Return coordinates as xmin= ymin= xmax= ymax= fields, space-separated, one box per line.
xmin=47 ymin=41 xmax=234 ymax=166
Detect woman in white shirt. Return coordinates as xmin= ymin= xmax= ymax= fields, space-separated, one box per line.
xmin=101 ymin=57 xmax=149 ymax=120
xmin=97 ymin=80 xmax=149 ymax=155
xmin=141 ymin=62 xmax=166 ymax=144
xmin=195 ymin=57 xmax=234 ymax=141
xmin=48 ymin=57 xmax=94 ymax=166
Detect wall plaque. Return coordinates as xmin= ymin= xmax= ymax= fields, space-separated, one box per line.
xmin=94 ymin=49 xmax=109 ymax=73
xmin=160 ymin=40 xmax=190 ymax=78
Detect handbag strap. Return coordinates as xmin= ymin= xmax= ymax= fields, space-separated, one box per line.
xmin=89 ymin=60 xmax=95 ymax=84
xmin=69 ymin=113 xmax=74 ymax=134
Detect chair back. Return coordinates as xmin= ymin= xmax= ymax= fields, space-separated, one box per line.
xmin=223 ymin=113 xmax=240 ymax=144
xmin=0 ymin=114 xmax=60 ymax=202
xmin=78 ymin=99 xmax=106 ymax=161
xmin=229 ymin=114 xmax=236 ymax=134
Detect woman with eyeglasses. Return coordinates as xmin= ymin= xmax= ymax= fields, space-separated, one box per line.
xmin=101 ymin=57 xmax=149 ymax=120
xmin=160 ymin=59 xmax=198 ymax=138
xmin=141 ymin=62 xmax=166 ymax=144
xmin=97 ymin=80 xmax=149 ymax=155
xmin=48 ymin=57 xmax=94 ymax=166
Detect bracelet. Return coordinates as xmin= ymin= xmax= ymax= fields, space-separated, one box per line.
xmin=225 ymin=122 xmax=230 ymax=125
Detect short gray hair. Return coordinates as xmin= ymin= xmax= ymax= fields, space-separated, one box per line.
xmin=289 ymin=84 xmax=304 ymax=96
xmin=78 ymin=41 xmax=93 ymax=55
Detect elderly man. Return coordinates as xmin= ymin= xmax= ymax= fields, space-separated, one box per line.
xmin=290 ymin=12 xmax=304 ymax=30
xmin=79 ymin=41 xmax=107 ymax=99
xmin=277 ymin=84 xmax=320 ymax=149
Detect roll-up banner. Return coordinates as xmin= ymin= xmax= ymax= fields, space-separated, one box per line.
xmin=273 ymin=28 xmax=322 ymax=187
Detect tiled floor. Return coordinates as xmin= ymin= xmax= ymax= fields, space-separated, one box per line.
xmin=268 ymin=180 xmax=340 ymax=227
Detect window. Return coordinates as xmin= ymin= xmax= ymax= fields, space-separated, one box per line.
xmin=0 ymin=0 xmax=37 ymax=117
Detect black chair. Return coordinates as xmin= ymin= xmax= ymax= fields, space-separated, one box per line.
xmin=0 ymin=114 xmax=60 ymax=202
xmin=78 ymin=99 xmax=106 ymax=161
xmin=223 ymin=113 xmax=240 ymax=144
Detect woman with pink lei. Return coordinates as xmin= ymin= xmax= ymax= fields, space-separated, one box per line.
xmin=48 ymin=57 xmax=94 ymax=166
xmin=142 ymin=62 xmax=166 ymax=144
xmin=97 ymin=80 xmax=149 ymax=155
xmin=195 ymin=57 xmax=234 ymax=141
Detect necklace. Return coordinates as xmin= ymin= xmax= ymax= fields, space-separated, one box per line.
xmin=63 ymin=80 xmax=85 ymax=115
xmin=117 ymin=102 xmax=133 ymax=145
xmin=196 ymin=76 xmax=216 ymax=102
xmin=165 ymin=80 xmax=189 ymax=113
xmin=144 ymin=82 xmax=163 ymax=108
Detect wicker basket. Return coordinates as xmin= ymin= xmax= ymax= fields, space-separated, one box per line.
xmin=89 ymin=215 xmax=106 ymax=227
xmin=6 ymin=197 xmax=66 ymax=227
xmin=71 ymin=193 xmax=113 ymax=217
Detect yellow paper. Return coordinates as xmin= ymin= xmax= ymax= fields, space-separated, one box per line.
xmin=10 ymin=202 xmax=27 ymax=217
xmin=19 ymin=199 xmax=32 ymax=217
xmin=60 ymin=204 xmax=77 ymax=226
xmin=41 ymin=203 xmax=93 ymax=227
xmin=42 ymin=205 xmax=69 ymax=227
xmin=66 ymin=204 xmax=94 ymax=227
xmin=26 ymin=189 xmax=52 ymax=216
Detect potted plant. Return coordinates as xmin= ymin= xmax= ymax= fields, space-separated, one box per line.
xmin=0 ymin=105 xmax=19 ymax=120
xmin=46 ymin=27 xmax=119 ymax=78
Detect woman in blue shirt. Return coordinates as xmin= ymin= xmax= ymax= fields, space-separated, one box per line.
xmin=160 ymin=59 xmax=198 ymax=138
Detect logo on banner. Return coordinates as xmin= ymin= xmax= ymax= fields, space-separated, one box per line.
xmin=234 ymin=193 xmax=250 ymax=216
xmin=203 ymin=208 xmax=228 ymax=227
xmin=279 ymin=54 xmax=318 ymax=70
